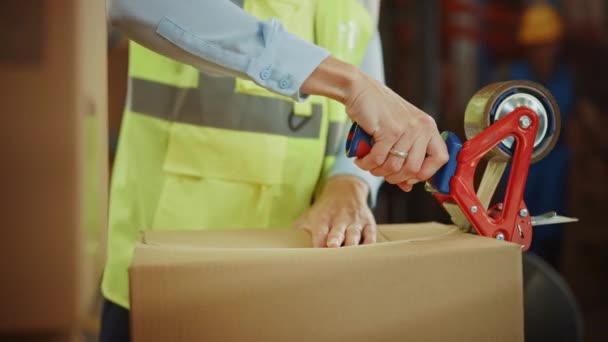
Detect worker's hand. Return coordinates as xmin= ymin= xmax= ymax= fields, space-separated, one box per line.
xmin=301 ymin=57 xmax=449 ymax=192
xmin=293 ymin=176 xmax=376 ymax=248
xmin=345 ymin=73 xmax=449 ymax=192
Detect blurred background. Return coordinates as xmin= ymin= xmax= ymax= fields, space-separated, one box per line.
xmin=377 ymin=0 xmax=608 ymax=340
xmin=104 ymin=0 xmax=608 ymax=340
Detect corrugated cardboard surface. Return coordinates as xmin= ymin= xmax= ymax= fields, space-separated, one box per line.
xmin=130 ymin=223 xmax=523 ymax=342
xmin=0 ymin=0 xmax=107 ymax=336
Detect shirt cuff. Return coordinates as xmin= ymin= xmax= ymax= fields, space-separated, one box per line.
xmin=329 ymin=152 xmax=384 ymax=208
xmin=245 ymin=18 xmax=330 ymax=101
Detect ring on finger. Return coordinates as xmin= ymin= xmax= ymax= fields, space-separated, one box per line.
xmin=389 ymin=148 xmax=408 ymax=159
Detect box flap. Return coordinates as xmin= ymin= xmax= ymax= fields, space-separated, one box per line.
xmin=142 ymin=227 xmax=313 ymax=248
xmin=140 ymin=222 xmax=465 ymax=249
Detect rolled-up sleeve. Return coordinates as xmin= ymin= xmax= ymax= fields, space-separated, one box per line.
xmin=108 ymin=0 xmax=329 ymax=101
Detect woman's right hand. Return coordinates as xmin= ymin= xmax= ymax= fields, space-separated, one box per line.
xmin=301 ymin=57 xmax=449 ymax=191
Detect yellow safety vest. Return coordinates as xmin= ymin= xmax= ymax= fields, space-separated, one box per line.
xmin=102 ymin=0 xmax=372 ymax=309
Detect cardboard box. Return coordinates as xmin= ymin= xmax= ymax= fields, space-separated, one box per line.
xmin=0 ymin=0 xmax=107 ymax=339
xmin=130 ymin=223 xmax=523 ymax=342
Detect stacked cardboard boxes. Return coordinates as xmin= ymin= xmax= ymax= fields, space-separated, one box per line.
xmin=0 ymin=1 xmax=107 ymax=340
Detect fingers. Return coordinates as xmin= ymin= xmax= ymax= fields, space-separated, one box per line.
xmin=362 ymin=223 xmax=377 ymax=244
xmin=326 ymin=224 xmax=347 ymax=248
xmin=292 ymin=181 xmax=378 ymax=248
xmin=415 ymin=133 xmax=450 ymax=182
xmin=326 ymin=219 xmax=377 ymax=247
xmin=384 ymin=136 xmax=428 ymax=185
xmin=344 ymin=224 xmax=363 ymax=246
xmin=369 ymin=135 xmax=411 ymax=178
xmin=328 ymin=216 xmax=377 ymax=247
xmin=295 ymin=217 xmax=367 ymax=249
xmin=295 ymin=223 xmax=329 ymax=248
xmin=354 ymin=138 xmax=393 ymax=171
xmin=356 ymin=113 xmax=444 ymax=192
xmin=398 ymin=181 xmax=414 ymax=192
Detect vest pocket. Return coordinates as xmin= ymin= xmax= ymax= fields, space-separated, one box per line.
xmin=152 ymin=123 xmax=287 ymax=230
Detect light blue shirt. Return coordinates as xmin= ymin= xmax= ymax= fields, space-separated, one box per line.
xmin=108 ymin=0 xmax=384 ymax=205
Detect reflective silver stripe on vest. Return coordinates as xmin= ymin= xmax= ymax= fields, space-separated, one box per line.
xmin=325 ymin=121 xmax=347 ymax=157
xmin=129 ymin=75 xmax=323 ymax=139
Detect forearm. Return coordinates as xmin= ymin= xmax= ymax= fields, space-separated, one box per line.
xmin=108 ymin=0 xmax=330 ymax=100
xmin=300 ymin=57 xmax=361 ymax=104
xmin=326 ymin=26 xmax=385 ymax=206
xmin=109 ymin=0 xmax=255 ymax=78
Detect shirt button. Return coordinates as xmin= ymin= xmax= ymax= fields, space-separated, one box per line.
xmin=259 ymin=66 xmax=272 ymax=80
xmin=279 ymin=77 xmax=292 ymax=89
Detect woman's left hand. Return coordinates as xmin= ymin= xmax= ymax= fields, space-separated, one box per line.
xmin=293 ymin=176 xmax=377 ymax=248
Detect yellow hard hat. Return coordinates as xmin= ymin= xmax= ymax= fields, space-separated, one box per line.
xmin=517 ymin=3 xmax=564 ymax=45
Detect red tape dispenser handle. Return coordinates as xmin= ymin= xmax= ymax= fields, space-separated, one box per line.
xmin=346 ymin=123 xmax=373 ymax=158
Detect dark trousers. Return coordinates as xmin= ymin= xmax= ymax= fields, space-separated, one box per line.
xmin=99 ymin=299 xmax=130 ymax=342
